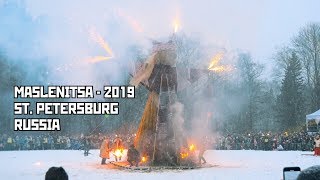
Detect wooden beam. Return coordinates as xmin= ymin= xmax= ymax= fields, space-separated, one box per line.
xmin=129 ymin=73 xmax=151 ymax=91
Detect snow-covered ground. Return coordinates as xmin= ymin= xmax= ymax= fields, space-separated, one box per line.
xmin=0 ymin=150 xmax=318 ymax=180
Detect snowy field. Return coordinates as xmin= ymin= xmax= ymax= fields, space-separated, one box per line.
xmin=0 ymin=149 xmax=319 ymax=180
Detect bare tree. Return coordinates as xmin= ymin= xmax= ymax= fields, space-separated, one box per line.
xmin=293 ymin=23 xmax=320 ymax=111
xmin=174 ymin=33 xmax=204 ymax=68
xmin=237 ymin=53 xmax=264 ymax=131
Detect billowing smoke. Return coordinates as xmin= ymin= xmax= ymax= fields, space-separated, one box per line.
xmin=0 ymin=1 xmax=152 ymax=87
xmin=170 ymin=101 xmax=185 ymax=136
xmin=0 ymin=0 xmax=268 ymax=135
xmin=0 ymin=0 xmax=248 ymax=88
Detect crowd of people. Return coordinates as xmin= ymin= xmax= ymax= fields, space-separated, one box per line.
xmin=0 ymin=130 xmax=319 ymax=153
xmin=1 ymin=130 xmax=320 ymax=170
xmin=215 ymin=131 xmax=318 ymax=151
xmin=0 ymin=133 xmax=136 ymax=151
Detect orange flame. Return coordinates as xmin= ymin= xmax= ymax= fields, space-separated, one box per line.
xmin=113 ymin=148 xmax=124 ymax=158
xmin=180 ymin=152 xmax=189 ymax=159
xmin=86 ymin=56 xmax=113 ymax=63
xmin=173 ymin=13 xmax=180 ymax=33
xmin=86 ymin=28 xmax=114 ymax=63
xmin=180 ymin=146 xmax=189 ymax=159
xmin=208 ymin=53 xmax=223 ymax=70
xmin=189 ymin=144 xmax=196 ymax=152
xmin=141 ymin=156 xmax=147 ymax=163
xmin=209 ymin=65 xmax=233 ymax=72
xmin=174 ymin=21 xmax=179 ymax=33
xmin=208 ymin=53 xmax=233 ymax=72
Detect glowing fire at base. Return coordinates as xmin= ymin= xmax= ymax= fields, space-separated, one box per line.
xmin=180 ymin=152 xmax=189 ymax=159
xmin=179 ymin=143 xmax=196 ymax=159
xmin=113 ymin=149 xmax=124 ymax=158
xmin=189 ymin=144 xmax=195 ymax=152
xmin=141 ymin=156 xmax=147 ymax=163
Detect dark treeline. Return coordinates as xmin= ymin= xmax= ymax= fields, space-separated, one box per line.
xmin=0 ymin=23 xmax=319 ymax=135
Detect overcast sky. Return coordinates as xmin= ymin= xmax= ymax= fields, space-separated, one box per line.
xmin=0 ymin=0 xmax=319 ymax=74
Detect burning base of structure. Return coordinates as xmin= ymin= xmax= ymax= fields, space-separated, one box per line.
xmin=109 ymin=143 xmax=210 ymax=171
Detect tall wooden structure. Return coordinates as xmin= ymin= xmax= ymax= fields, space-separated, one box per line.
xmin=131 ymin=40 xmax=211 ymax=166
xmin=131 ymin=40 xmax=183 ymax=165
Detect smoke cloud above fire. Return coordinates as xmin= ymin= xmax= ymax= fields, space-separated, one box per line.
xmin=1 ymin=0 xmax=319 ymax=86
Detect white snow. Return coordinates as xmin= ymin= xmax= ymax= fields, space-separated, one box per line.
xmin=0 ymin=150 xmax=319 ymax=180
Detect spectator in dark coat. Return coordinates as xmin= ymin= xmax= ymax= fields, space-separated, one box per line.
xmin=297 ymin=165 xmax=320 ymax=180
xmin=82 ymin=137 xmax=91 ymax=156
xmin=127 ymin=144 xmax=140 ymax=167
xmin=45 ymin=166 xmax=68 ymax=180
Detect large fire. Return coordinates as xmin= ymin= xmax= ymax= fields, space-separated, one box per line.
xmin=208 ymin=52 xmax=233 ymax=72
xmin=87 ymin=28 xmax=114 ymax=63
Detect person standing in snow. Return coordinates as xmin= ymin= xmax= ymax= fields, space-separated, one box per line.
xmin=82 ymin=136 xmax=91 ymax=156
xmin=66 ymin=137 xmax=71 ymax=149
xmin=6 ymin=135 xmax=14 ymax=150
xmin=100 ymin=137 xmax=112 ymax=165
xmin=314 ymin=135 xmax=320 ymax=156
xmin=253 ymin=137 xmax=258 ymax=150
xmin=43 ymin=136 xmax=48 ymax=150
xmin=198 ymin=138 xmax=207 ymax=165
xmin=263 ymin=135 xmax=269 ymax=150
xmin=113 ymin=135 xmax=124 ymax=161
xmin=127 ymin=144 xmax=140 ymax=167
xmin=198 ymin=145 xmax=207 ymax=164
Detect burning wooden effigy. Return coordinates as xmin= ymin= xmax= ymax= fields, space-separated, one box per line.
xmin=130 ymin=35 xmax=232 ymax=167
xmin=130 ymin=39 xmax=204 ymax=166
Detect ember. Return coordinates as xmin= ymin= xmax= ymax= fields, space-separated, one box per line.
xmin=86 ymin=28 xmax=114 ymax=63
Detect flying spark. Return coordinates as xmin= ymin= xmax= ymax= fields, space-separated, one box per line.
xmin=86 ymin=28 xmax=114 ymax=63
